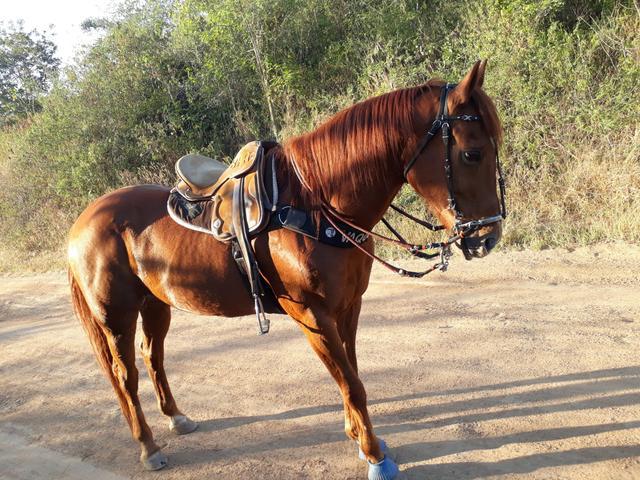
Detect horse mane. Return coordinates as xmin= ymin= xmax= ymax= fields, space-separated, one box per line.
xmin=281 ymin=84 xmax=430 ymax=210
xmin=278 ymin=79 xmax=503 ymax=211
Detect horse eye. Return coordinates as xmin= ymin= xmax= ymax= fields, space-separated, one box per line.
xmin=462 ymin=150 xmax=481 ymax=164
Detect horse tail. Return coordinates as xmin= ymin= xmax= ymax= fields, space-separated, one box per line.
xmin=68 ymin=269 xmax=134 ymax=428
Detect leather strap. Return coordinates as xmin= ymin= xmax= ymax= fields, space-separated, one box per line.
xmin=232 ymin=177 xmax=270 ymax=335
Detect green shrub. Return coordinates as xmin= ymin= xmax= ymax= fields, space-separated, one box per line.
xmin=0 ymin=0 xmax=638 ymax=270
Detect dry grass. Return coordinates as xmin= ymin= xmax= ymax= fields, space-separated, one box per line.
xmin=118 ymin=163 xmax=175 ymax=187
xmin=504 ymin=128 xmax=640 ymax=248
xmin=0 ymin=246 xmax=66 ymax=273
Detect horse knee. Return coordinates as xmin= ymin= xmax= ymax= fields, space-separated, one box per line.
xmin=344 ymin=380 xmax=367 ymax=409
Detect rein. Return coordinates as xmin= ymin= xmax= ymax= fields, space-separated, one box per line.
xmin=320 ymin=203 xmax=457 ymax=278
xmin=293 ymin=83 xmax=507 ymax=278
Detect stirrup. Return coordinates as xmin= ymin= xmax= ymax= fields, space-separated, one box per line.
xmin=254 ymin=295 xmax=270 ymax=335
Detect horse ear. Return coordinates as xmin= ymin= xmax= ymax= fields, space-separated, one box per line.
xmin=453 ymin=60 xmax=483 ymax=104
xmin=477 ymin=59 xmax=487 ymax=89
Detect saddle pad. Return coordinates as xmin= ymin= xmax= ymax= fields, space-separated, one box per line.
xmin=167 ymin=190 xmax=215 ymax=236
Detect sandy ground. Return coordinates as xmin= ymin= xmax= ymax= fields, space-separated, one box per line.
xmin=1 ymin=244 xmax=639 ymax=480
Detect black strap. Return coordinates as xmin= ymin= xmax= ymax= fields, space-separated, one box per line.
xmin=268 ymin=205 xmax=370 ymax=248
xmin=403 ymin=119 xmax=443 ymax=179
xmin=232 ymin=177 xmax=270 ymax=335
xmin=388 ymin=204 xmax=444 ymax=231
xmin=403 ymin=83 xmax=451 ymax=180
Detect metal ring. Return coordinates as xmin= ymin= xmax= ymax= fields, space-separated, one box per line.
xmin=277 ymin=205 xmax=291 ymax=224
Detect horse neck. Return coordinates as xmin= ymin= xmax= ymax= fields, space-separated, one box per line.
xmin=284 ymin=107 xmax=422 ymax=228
xmin=283 ymin=142 xmax=406 ymax=230
xmin=326 ymin=168 xmax=404 ymax=230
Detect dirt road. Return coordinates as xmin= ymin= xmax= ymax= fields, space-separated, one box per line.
xmin=1 ymin=244 xmax=639 ymax=479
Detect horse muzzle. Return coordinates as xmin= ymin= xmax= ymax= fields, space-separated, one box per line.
xmin=458 ymin=223 xmax=502 ymax=260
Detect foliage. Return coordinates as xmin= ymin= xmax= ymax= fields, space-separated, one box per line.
xmin=0 ymin=0 xmax=638 ymax=269
xmin=0 ymin=22 xmax=60 ymax=126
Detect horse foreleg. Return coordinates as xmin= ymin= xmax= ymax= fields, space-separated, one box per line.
xmin=290 ymin=304 xmax=399 ymax=478
xmin=337 ymin=299 xmax=391 ymax=465
xmin=139 ymin=296 xmax=198 ymax=435
xmin=337 ymin=299 xmax=361 ymax=441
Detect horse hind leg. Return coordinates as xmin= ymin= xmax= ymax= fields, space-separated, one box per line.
xmin=139 ymin=296 xmax=198 ymax=435
xmin=70 ymin=274 xmax=167 ymax=471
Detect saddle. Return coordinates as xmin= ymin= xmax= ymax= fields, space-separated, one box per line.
xmin=168 ymin=141 xmax=278 ymax=335
xmin=171 ymin=142 xmax=275 ymax=242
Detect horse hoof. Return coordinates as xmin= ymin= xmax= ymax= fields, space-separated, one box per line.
xmin=170 ymin=414 xmax=198 ymax=435
xmin=359 ymin=438 xmax=389 ymax=461
xmin=141 ymin=450 xmax=168 ymax=471
xmin=367 ymin=455 xmax=399 ymax=480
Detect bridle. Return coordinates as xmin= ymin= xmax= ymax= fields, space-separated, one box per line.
xmin=403 ymin=82 xmax=507 ymax=234
xmin=302 ymin=83 xmax=507 ymax=277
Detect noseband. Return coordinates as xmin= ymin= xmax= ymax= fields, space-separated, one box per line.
xmin=301 ymin=84 xmax=508 ymax=277
xmin=403 ymin=83 xmax=507 ymax=235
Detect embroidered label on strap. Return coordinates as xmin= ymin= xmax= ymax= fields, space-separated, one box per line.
xmin=271 ymin=206 xmax=368 ymax=248
xmin=319 ymin=221 xmax=369 ymax=247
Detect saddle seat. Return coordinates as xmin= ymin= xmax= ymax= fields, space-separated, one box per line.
xmin=175 ymin=143 xmax=262 ymax=199
xmin=175 ymin=154 xmax=227 ymax=196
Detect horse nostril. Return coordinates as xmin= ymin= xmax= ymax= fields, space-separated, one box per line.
xmin=484 ymin=237 xmax=497 ymax=252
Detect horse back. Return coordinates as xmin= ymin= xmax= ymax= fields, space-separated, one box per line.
xmin=68 ymin=184 xmax=254 ymax=317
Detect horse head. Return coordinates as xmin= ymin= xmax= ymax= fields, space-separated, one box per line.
xmin=405 ymin=60 xmax=505 ymax=260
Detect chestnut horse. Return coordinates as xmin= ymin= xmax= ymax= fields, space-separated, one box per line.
xmin=68 ymin=61 xmax=503 ymax=479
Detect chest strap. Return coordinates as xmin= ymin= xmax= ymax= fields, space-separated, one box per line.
xmin=269 ymin=206 xmax=369 ymax=248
